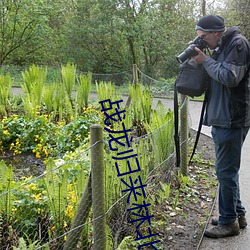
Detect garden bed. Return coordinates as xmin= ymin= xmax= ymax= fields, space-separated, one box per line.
xmin=0 ymin=130 xmax=217 ymax=250
xmin=0 ymin=152 xmax=45 ymax=180
xmin=0 ymin=64 xmax=217 ymax=249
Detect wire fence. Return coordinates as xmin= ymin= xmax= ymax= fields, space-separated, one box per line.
xmin=0 ymin=66 xmax=190 ymax=249
xmin=0 ymin=64 xmax=175 ymax=97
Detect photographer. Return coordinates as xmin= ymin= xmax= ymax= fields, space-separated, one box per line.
xmin=192 ymin=15 xmax=250 ymax=238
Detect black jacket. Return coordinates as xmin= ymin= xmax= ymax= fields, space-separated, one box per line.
xmin=203 ymin=26 xmax=250 ymax=128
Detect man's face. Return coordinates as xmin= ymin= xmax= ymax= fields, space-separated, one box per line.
xmin=196 ymin=30 xmax=221 ymax=49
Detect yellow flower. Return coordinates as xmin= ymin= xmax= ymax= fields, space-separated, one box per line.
xmin=65 ymin=205 xmax=74 ymax=218
xmin=32 ymin=193 xmax=42 ymax=201
xmin=12 ymin=207 xmax=17 ymax=212
xmin=36 ymin=152 xmax=41 ymax=159
xmin=26 ymin=183 xmax=37 ymax=191
xmin=42 ymin=147 xmax=49 ymax=157
xmin=71 ymin=195 xmax=76 ymax=204
xmin=14 ymin=149 xmax=22 ymax=155
xmin=3 ymin=130 xmax=9 ymax=135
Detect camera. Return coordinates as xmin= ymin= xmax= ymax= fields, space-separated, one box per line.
xmin=176 ymin=36 xmax=208 ymax=64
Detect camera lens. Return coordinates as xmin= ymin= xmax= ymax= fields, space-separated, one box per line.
xmin=176 ymin=45 xmax=198 ymax=63
xmin=176 ymin=37 xmax=208 ymax=63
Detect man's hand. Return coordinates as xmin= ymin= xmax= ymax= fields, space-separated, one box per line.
xmin=192 ymin=47 xmax=207 ymax=64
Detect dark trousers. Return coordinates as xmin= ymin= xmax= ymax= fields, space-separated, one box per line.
xmin=211 ymin=126 xmax=249 ymax=225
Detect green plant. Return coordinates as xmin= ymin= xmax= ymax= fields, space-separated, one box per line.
xmin=43 ymin=158 xmax=89 ymax=217
xmin=96 ymin=81 xmax=120 ymax=103
xmin=0 ymin=161 xmax=15 ymax=222
xmin=104 ymin=136 xmax=152 ymax=209
xmin=0 ymin=115 xmax=57 ymax=157
xmin=13 ymin=238 xmax=38 ymax=250
xmin=51 ymin=81 xmax=74 ymax=122
xmin=60 ymin=62 xmax=76 ymax=102
xmin=129 ymin=83 xmax=153 ymax=125
xmin=178 ymin=173 xmax=191 ymax=189
xmin=128 ymin=83 xmax=153 ymax=136
xmin=76 ymin=72 xmax=92 ymax=111
xmin=42 ymin=159 xmax=69 ymax=246
xmin=96 ymin=81 xmax=122 ymax=128
xmin=145 ymin=100 xmax=174 ymax=164
xmin=0 ymin=73 xmax=12 ymax=117
xmin=12 ymin=233 xmax=49 ymax=250
xmin=160 ymin=182 xmax=171 ymax=202
xmin=0 ymin=161 xmax=18 ymax=248
xmin=21 ymin=65 xmax=47 ymax=118
xmin=152 ymin=181 xmax=172 ymax=205
xmin=172 ymin=190 xmax=180 ymax=210
xmin=12 ymin=176 xmax=49 ymax=241
xmin=52 ymin=83 xmax=66 ymax=121
xmin=141 ymin=89 xmax=153 ymax=124
xmin=117 ymin=236 xmax=134 ymax=249
xmin=0 ymin=109 xmax=100 ymax=158
xmin=43 ymin=84 xmax=56 ymax=114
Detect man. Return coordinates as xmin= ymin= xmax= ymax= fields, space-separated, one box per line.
xmin=192 ymin=15 xmax=250 ymax=238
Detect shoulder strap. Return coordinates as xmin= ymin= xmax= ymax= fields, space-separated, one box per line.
xmin=189 ymin=91 xmax=208 ymax=164
xmin=174 ymin=81 xmax=180 ymax=168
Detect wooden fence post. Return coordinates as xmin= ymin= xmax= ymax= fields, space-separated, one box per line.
xmin=133 ymin=63 xmax=138 ymax=86
xmin=91 ymin=124 xmax=106 ymax=250
xmin=126 ymin=64 xmax=138 ymax=108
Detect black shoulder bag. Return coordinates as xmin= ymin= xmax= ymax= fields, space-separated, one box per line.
xmin=174 ymin=58 xmax=210 ymax=168
xmin=175 ymin=58 xmax=208 ymax=97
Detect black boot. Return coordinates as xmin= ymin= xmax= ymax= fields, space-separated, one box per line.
xmin=204 ymin=222 xmax=240 ymax=238
xmin=211 ymin=214 xmax=247 ymax=229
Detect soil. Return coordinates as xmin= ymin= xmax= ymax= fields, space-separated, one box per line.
xmin=0 ymin=152 xmax=45 ymax=180
xmin=157 ymin=130 xmax=217 ymax=250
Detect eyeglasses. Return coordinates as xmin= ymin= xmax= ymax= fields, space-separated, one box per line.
xmin=198 ymin=32 xmax=214 ymax=40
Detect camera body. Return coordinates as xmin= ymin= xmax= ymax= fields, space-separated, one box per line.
xmin=176 ymin=36 xmax=208 ymax=64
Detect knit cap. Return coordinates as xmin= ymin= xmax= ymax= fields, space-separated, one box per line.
xmin=195 ymin=15 xmax=225 ymax=32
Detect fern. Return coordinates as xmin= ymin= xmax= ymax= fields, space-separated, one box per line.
xmin=129 ymin=83 xmax=153 ymax=125
xmin=43 ymin=159 xmax=68 ymax=229
xmin=0 ymin=160 xmax=14 ymax=221
xmin=96 ymin=81 xmax=119 ymax=103
xmin=0 ymin=73 xmax=12 ymax=116
xmin=117 ymin=236 xmax=134 ymax=250
xmin=12 ymin=232 xmax=46 ymax=250
xmin=145 ymin=100 xmax=174 ymax=164
xmin=43 ymin=84 xmax=55 ymax=114
xmin=76 ymin=72 xmax=92 ymax=111
xmin=21 ymin=65 xmax=47 ymax=118
xmin=60 ymin=62 xmax=76 ymax=101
